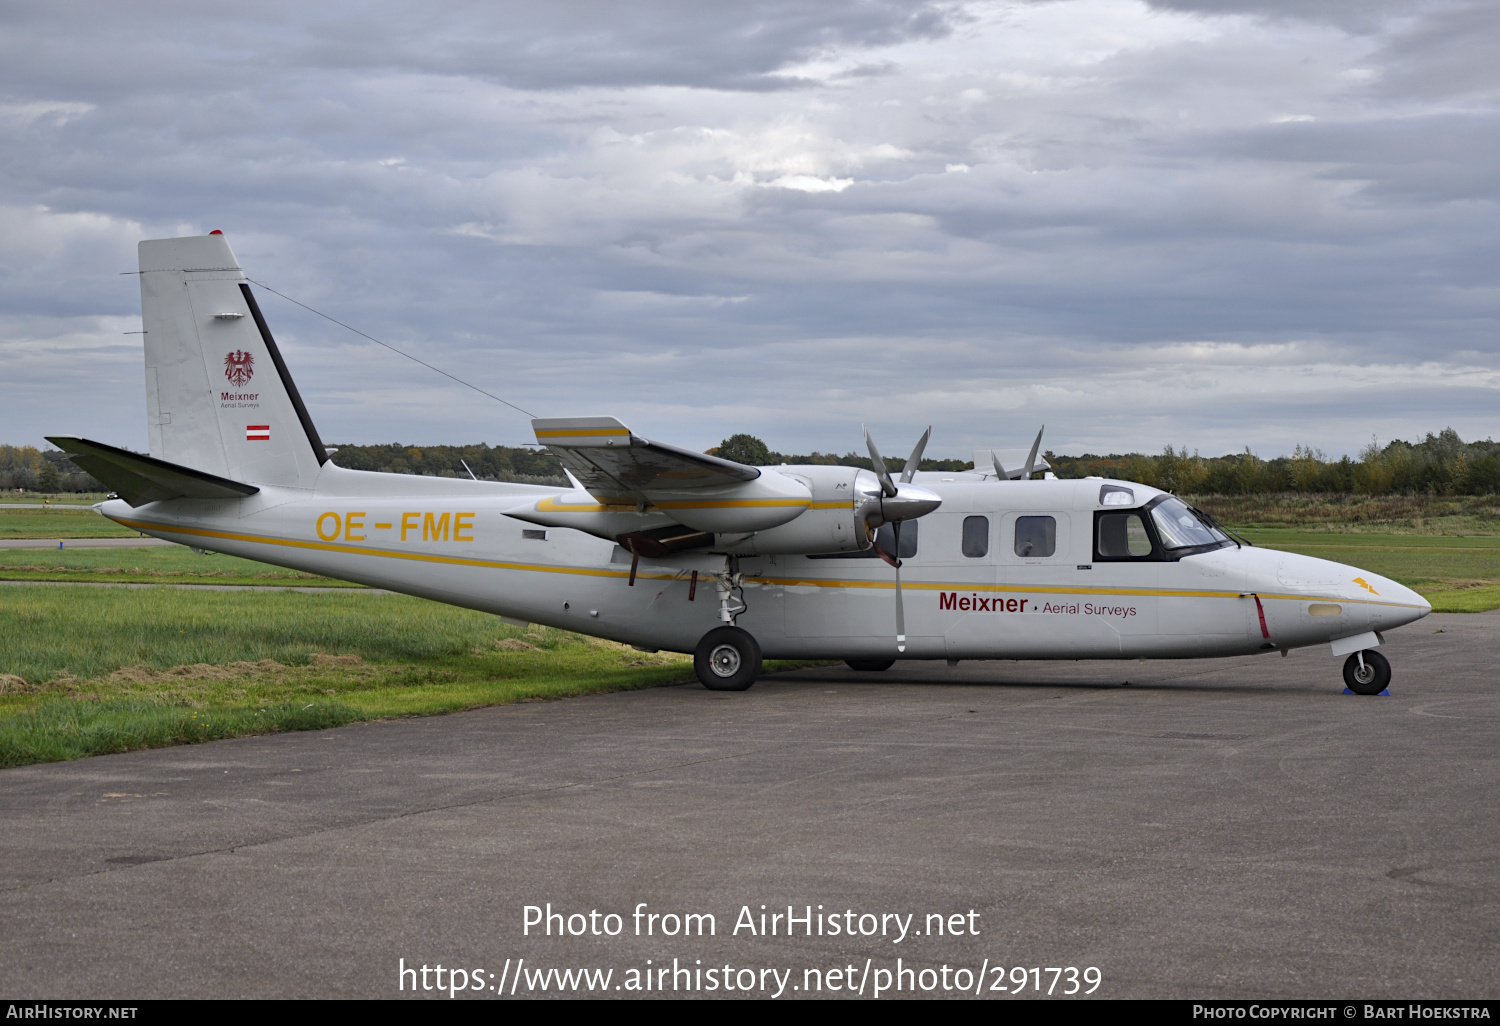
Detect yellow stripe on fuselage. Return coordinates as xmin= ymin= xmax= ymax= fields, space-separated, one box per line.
xmin=110 ymin=516 xmax=1424 ymax=610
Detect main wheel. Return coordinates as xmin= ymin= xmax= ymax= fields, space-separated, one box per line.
xmin=845 ymin=659 xmax=895 ymax=672
xmin=1343 ymin=649 xmax=1391 ymax=695
xmin=694 ymin=626 xmax=761 ymax=691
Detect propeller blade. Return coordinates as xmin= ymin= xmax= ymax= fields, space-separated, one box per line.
xmin=1022 ymin=425 xmax=1045 ymax=480
xmin=892 ymin=521 xmax=906 ymax=653
xmin=899 ymin=425 xmax=932 ymax=484
xmin=991 ymin=451 xmax=1009 ymax=481
xmin=862 ymin=424 xmax=897 ymax=497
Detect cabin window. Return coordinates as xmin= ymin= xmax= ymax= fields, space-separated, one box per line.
xmin=876 ymin=520 xmax=918 ymax=560
xmin=1100 ymin=485 xmax=1134 ymax=506
xmin=1014 ymin=516 xmax=1056 ymax=557
xmin=1096 ymin=513 xmax=1153 ymax=558
xmin=961 ymin=516 xmax=989 ymax=558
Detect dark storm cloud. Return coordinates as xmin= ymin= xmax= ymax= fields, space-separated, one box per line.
xmin=0 ymin=1 xmax=953 ymax=96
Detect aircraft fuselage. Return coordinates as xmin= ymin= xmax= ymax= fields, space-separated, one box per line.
xmin=98 ymin=466 xmax=1430 ymax=663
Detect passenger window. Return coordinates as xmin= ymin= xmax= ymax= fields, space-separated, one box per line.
xmin=1097 ymin=513 xmax=1153 ymax=558
xmin=876 ymin=520 xmax=918 ymax=560
xmin=1014 ymin=516 xmax=1056 ymax=557
xmin=961 ymin=516 xmax=989 ymax=558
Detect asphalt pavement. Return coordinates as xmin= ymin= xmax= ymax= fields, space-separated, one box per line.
xmin=1 ymin=612 xmax=1495 ymax=1000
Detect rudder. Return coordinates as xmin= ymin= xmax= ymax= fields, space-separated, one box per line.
xmin=139 ymin=233 xmax=326 ymax=488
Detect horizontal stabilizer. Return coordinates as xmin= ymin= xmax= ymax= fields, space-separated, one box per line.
xmin=45 ymin=436 xmax=259 ymax=507
xmin=973 ymin=448 xmax=1052 ymax=479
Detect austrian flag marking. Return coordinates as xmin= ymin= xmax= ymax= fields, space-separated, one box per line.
xmin=246 ymin=425 xmax=270 ymax=441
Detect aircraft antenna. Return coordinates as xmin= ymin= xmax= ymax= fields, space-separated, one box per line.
xmin=245 ymin=279 xmax=537 ymax=419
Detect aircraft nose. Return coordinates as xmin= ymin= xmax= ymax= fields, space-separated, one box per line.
xmin=1389 ymin=580 xmax=1432 ymax=623
xmin=880 ymin=484 xmax=942 ymax=524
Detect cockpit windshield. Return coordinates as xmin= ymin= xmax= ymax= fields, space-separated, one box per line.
xmin=1150 ymin=497 xmax=1229 ymax=550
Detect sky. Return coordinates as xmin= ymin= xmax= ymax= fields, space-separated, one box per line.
xmin=1 ymin=0 xmax=1496 ymax=461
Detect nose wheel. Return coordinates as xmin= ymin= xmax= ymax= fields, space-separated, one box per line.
xmin=1343 ymin=649 xmax=1391 ymax=695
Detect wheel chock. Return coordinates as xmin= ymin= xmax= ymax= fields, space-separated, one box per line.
xmin=1342 ymin=688 xmax=1391 ymax=696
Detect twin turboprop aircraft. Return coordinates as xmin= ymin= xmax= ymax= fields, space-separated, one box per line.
xmin=51 ymin=234 xmax=1430 ymax=694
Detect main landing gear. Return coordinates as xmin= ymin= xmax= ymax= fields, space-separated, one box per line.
xmin=1343 ymin=649 xmax=1391 ymax=696
xmin=694 ymin=626 xmax=761 ymax=691
xmin=694 ymin=557 xmax=760 ymax=691
xmin=845 ymin=659 xmax=895 ymax=672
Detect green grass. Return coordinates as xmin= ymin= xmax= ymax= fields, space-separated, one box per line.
xmin=0 ymin=493 xmax=112 ymax=506
xmin=0 ymin=545 xmax=357 ymax=586
xmin=1236 ymin=528 xmax=1500 ymax=613
xmin=0 ymin=585 xmax=740 ymax=767
xmin=0 ymin=699 xmax=359 ymax=766
xmin=0 ymin=506 xmax=136 ymax=538
xmin=1193 ymin=493 xmax=1500 ymax=533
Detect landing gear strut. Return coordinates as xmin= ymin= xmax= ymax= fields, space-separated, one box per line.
xmin=1343 ymin=649 xmax=1391 ymax=695
xmin=714 ymin=557 xmax=746 ymax=625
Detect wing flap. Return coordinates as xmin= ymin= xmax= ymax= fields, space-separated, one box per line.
xmin=45 ymin=436 xmax=259 ymax=507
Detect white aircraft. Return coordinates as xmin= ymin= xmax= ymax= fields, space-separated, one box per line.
xmin=51 ymin=234 xmax=1430 ymax=696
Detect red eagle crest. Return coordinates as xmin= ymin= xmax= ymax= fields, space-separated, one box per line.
xmin=224 ymin=350 xmax=254 ymax=387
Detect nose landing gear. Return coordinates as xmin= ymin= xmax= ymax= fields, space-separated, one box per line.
xmin=1343 ymin=649 xmax=1391 ymax=695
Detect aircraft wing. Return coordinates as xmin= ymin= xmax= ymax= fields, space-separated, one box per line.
xmin=532 ymin=417 xmax=759 ymax=503
xmin=45 ymin=436 xmax=260 ymax=507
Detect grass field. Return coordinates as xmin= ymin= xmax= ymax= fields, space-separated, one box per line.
xmin=0 ymin=506 xmax=135 ymax=538
xmin=0 ymin=586 xmax=721 ymax=766
xmin=0 ymin=493 xmax=111 ymax=506
xmin=1193 ymin=493 xmax=1500 ymax=532
xmin=0 ymin=545 xmax=357 ymax=587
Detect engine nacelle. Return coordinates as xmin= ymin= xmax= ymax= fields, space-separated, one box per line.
xmin=720 ymin=465 xmax=869 ymax=556
xmin=504 ymin=491 xmax=677 ymax=542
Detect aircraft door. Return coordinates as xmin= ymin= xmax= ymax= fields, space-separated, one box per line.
xmin=994 ymin=511 xmax=1119 ymax=656
xmin=1084 ymin=508 xmax=1162 ymax=654
xmin=924 ymin=513 xmax=999 ymax=658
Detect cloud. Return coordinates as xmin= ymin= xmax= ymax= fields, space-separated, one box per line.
xmin=0 ymin=0 xmax=1497 ymax=460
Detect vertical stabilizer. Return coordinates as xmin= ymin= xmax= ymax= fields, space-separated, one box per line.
xmin=139 ymin=234 xmax=326 ymax=488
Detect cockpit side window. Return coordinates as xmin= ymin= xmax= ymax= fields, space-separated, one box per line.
xmin=1149 ymin=496 xmax=1228 ymax=550
xmin=1096 ymin=512 xmax=1154 ymax=559
xmin=961 ymin=516 xmax=989 ymax=558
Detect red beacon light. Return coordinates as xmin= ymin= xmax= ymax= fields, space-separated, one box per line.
xmin=209 ymin=229 xmax=223 ymax=235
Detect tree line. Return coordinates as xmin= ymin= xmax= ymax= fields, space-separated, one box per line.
xmin=714 ymin=428 xmax=1500 ymax=497
xmin=6 ymin=427 xmax=1496 ymax=496
xmin=0 ymin=445 xmax=101 ymax=493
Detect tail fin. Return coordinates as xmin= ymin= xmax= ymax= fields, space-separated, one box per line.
xmin=139 ymin=233 xmax=327 ymax=488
